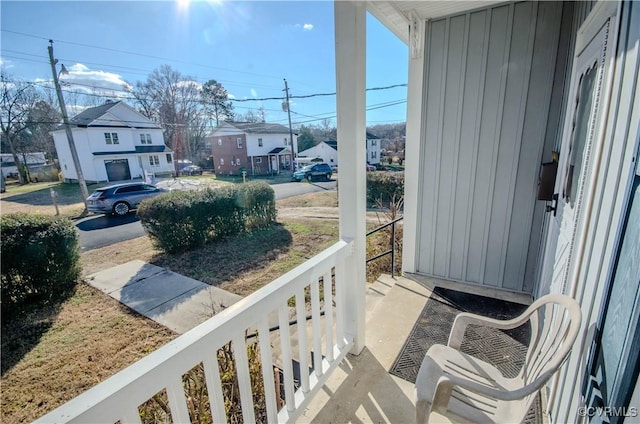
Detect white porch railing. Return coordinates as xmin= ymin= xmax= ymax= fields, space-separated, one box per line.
xmin=37 ymin=240 xmax=355 ymax=423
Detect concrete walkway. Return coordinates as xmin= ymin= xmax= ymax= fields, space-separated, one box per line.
xmin=86 ymin=260 xmax=242 ymax=334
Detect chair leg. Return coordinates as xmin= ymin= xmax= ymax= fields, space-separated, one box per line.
xmin=416 ymin=399 xmax=429 ymax=424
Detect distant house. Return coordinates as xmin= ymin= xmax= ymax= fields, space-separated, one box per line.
xmin=51 ymin=101 xmax=173 ymax=183
xmin=366 ymin=132 xmax=381 ymax=165
xmin=0 ymin=152 xmax=46 ymax=178
xmin=297 ymin=132 xmax=381 ymax=167
xmin=297 ymin=140 xmax=338 ymax=167
xmin=207 ymin=122 xmax=298 ymax=175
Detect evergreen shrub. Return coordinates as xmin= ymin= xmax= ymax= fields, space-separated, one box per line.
xmin=1 ymin=213 xmax=80 ymax=315
xmin=366 ymin=172 xmax=404 ymax=205
xmin=138 ymin=182 xmax=276 ymax=254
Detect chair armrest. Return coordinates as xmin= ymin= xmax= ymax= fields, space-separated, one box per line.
xmin=431 ymin=373 xmax=536 ymax=415
xmin=447 ymin=311 xmax=533 ymax=350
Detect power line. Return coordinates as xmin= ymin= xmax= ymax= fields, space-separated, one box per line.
xmin=2 ymin=28 xmax=286 ymax=81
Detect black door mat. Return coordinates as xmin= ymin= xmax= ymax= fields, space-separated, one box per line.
xmin=389 ymin=286 xmax=543 ymax=423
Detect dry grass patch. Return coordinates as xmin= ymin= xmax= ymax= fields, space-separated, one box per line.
xmin=1 ymin=284 xmax=176 ymax=424
xmin=276 ymin=190 xmax=337 ymax=208
xmin=81 ymin=235 xmax=158 ymax=276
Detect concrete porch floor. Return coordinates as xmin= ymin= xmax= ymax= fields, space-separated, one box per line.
xmin=300 ymin=274 xmax=534 ymax=423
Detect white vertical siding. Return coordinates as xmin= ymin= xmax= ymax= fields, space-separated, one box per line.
xmin=417 ymin=2 xmax=563 ymax=293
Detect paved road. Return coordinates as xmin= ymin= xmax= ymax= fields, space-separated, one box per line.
xmin=77 ymin=179 xmax=337 ymax=251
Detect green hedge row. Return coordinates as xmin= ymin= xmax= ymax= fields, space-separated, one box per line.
xmin=137 ymin=181 xmax=276 ymax=254
xmin=367 ymin=172 xmax=405 ymax=204
xmin=1 ymin=214 xmax=80 ymax=315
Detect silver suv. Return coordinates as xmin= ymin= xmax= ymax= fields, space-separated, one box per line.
xmin=87 ymin=182 xmax=166 ymax=216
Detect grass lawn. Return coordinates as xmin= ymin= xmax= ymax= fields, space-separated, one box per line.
xmin=0 ymin=284 xmax=176 ymax=424
xmin=1 ymin=212 xmax=339 ymax=422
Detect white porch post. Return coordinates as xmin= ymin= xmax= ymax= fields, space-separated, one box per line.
xmin=335 ymin=0 xmax=366 ymax=354
xmin=402 ymin=13 xmax=425 ymax=273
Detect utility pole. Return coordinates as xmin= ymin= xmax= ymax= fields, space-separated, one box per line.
xmin=48 ymin=40 xmax=89 ymax=215
xmin=283 ymin=79 xmax=296 ymax=159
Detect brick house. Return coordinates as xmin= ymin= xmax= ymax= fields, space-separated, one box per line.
xmin=207 ymin=122 xmax=298 ymax=175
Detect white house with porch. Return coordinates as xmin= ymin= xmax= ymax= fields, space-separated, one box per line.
xmin=39 ymin=1 xmax=640 ymax=423
xmin=51 ymin=101 xmax=173 ymax=183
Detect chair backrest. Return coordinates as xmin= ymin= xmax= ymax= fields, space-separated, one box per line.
xmin=519 ymin=294 xmax=582 ymax=388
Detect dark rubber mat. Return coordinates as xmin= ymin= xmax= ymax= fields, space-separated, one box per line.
xmin=389 ymin=286 xmax=543 ymax=423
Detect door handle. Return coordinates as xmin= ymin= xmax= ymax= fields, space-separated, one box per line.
xmin=546 ymin=193 xmax=559 ymax=216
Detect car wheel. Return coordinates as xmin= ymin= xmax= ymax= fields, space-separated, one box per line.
xmin=113 ymin=201 xmax=130 ymax=216
xmin=305 ymin=173 xmax=312 ymax=182
xmin=325 ymin=173 xmax=331 ymax=181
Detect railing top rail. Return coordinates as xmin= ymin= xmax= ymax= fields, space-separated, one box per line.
xmin=36 ymin=239 xmax=354 ymax=423
xmin=366 ymin=216 xmax=403 ymax=236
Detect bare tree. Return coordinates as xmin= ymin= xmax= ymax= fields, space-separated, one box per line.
xmin=130 ymin=65 xmax=202 ymax=168
xmin=1 ymin=72 xmax=42 ymax=184
xmin=18 ymin=100 xmax=61 ymax=162
xmin=237 ymin=107 xmax=265 ymax=123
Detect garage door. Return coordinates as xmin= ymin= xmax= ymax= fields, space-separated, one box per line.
xmin=105 ymin=159 xmax=131 ymax=182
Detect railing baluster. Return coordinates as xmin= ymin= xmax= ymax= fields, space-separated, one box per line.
xmin=232 ymin=334 xmax=256 ymax=424
xmin=335 ymin=261 xmax=346 ymax=349
xmin=278 ymin=305 xmax=296 ymax=412
xmin=311 ymin=278 xmax=323 ymax=377
xmin=324 ymin=270 xmax=335 ymax=362
xmin=258 ymin=320 xmax=278 ymax=423
xmin=296 ymin=289 xmax=311 ymax=393
xmin=167 ymin=376 xmax=191 ymax=423
xmin=203 ymin=354 xmax=227 ymax=424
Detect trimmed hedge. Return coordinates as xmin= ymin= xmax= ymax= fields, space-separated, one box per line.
xmin=367 ymin=172 xmax=405 ymax=204
xmin=138 ymin=181 xmax=276 ymax=254
xmin=1 ymin=213 xmax=80 ymax=315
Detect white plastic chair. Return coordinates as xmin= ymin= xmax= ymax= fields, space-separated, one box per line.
xmin=415 ymin=293 xmax=582 ymax=424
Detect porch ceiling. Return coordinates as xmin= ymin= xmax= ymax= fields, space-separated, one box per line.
xmin=367 ymin=0 xmax=507 ymax=44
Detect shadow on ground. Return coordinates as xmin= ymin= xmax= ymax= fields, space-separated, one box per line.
xmin=76 ymin=213 xmax=139 ymax=231
xmin=1 ymin=286 xmax=76 ymax=376
xmin=150 ymin=223 xmax=294 ymax=287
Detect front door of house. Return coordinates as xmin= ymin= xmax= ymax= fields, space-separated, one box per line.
xmin=548 ymin=3 xmax=617 ymax=297
xmin=583 ymin=167 xmax=640 ymax=423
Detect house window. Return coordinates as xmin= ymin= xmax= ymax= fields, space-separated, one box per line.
xmin=256 ymin=157 xmax=262 ymax=164
xmin=236 ymin=158 xmax=241 ymax=166
xmin=111 ymin=133 xmax=119 ymax=144
xmin=371 ymin=140 xmax=377 ymax=146
xmin=205 ymin=141 xmax=212 ymax=149
xmin=220 ymin=158 xmax=224 ymax=165
xmin=258 ymin=138 xmax=263 ymax=147
xmin=166 ymin=154 xmax=172 ymax=163
xmin=149 ymin=155 xmax=159 ymax=166
xmin=140 ymin=134 xmax=152 ymax=144
xmin=237 ymin=137 xmax=243 ymax=148
xmin=284 ymin=137 xmax=288 ymax=145
xmin=104 ymin=133 xmax=112 ymax=144
xmin=218 ymin=139 xmax=222 ymax=146
xmin=371 ymin=151 xmax=377 ymax=159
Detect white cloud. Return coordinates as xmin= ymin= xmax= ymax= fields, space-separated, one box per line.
xmin=293 ymin=23 xmax=314 ymax=31
xmin=228 ymin=93 xmax=236 ymax=99
xmin=0 ymin=57 xmax=15 ymax=69
xmin=250 ymin=88 xmax=257 ymax=98
xmin=35 ymin=63 xmax=133 ymax=98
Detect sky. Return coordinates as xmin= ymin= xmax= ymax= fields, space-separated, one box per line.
xmin=0 ymin=1 xmax=409 ymax=128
